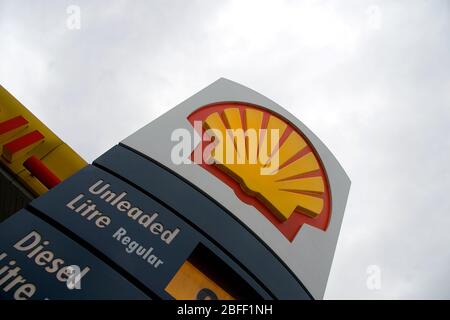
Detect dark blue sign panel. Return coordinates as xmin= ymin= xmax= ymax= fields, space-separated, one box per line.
xmin=95 ymin=145 xmax=311 ymax=299
xmin=30 ymin=165 xmax=201 ymax=298
xmin=0 ymin=210 xmax=148 ymax=300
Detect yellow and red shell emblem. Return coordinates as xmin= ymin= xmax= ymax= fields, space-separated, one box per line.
xmin=188 ymin=103 xmax=331 ymax=241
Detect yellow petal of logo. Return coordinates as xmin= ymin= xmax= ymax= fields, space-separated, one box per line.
xmin=189 ymin=103 xmax=331 ymax=241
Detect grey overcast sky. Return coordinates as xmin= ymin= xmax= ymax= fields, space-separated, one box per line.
xmin=1 ymin=0 xmax=449 ymax=299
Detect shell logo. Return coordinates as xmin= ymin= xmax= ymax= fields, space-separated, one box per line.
xmin=188 ymin=103 xmax=331 ymax=242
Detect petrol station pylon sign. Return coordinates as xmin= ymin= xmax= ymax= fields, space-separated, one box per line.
xmin=0 ymin=79 xmax=350 ymax=300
